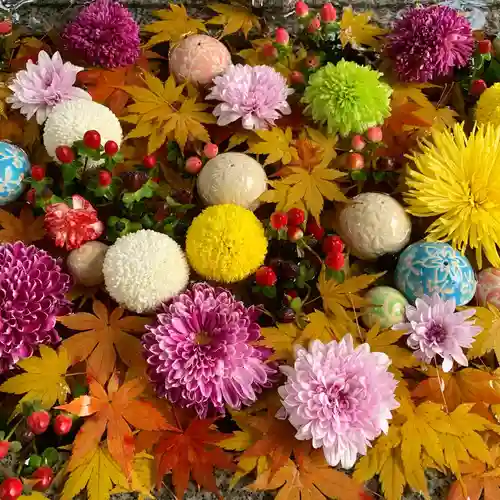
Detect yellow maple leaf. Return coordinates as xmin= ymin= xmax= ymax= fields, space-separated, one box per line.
xmin=305 ymin=127 xmax=337 ymax=168
xmin=0 ymin=80 xmax=10 ymax=120
xmin=257 ymin=322 xmax=302 ymax=363
xmin=301 ymin=310 xmax=360 ymax=344
xmin=0 ymin=346 xmax=70 ymax=412
xmin=339 ymin=7 xmax=387 ymax=49
xmin=122 ymin=73 xmax=215 ymax=153
xmin=248 ymin=127 xmax=298 ymax=166
xmin=19 ymin=494 xmax=47 ymax=500
xmin=111 ymin=453 xmax=155 ymax=500
xmin=208 ymin=3 xmax=260 ymax=38
xmin=144 ymin=5 xmax=207 ymax=47
xmin=0 ymin=207 xmax=45 ymax=244
xmin=469 ymin=304 xmax=500 ymax=362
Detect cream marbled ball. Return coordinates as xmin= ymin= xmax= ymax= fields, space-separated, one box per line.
xmin=197 ymin=153 xmax=267 ymax=210
xmin=169 ymin=34 xmax=231 ymax=86
xmin=67 ymin=241 xmax=108 ymax=287
xmin=476 ymin=268 xmax=500 ymax=308
xmin=338 ymin=193 xmax=411 ymax=260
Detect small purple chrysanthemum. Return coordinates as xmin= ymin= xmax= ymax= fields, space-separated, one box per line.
xmin=278 ymin=336 xmax=399 ymax=469
xmin=387 ymin=5 xmax=474 ymax=82
xmin=142 ymin=283 xmax=276 ymax=417
xmin=394 ymin=293 xmax=481 ymax=372
xmin=62 ymin=0 xmax=140 ymax=69
xmin=0 ymin=242 xmax=72 ymax=372
xmin=206 ymin=64 xmax=294 ymax=130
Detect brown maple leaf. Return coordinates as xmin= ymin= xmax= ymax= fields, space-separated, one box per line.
xmin=0 ymin=207 xmax=45 ymax=244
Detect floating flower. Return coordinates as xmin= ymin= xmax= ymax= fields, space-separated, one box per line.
xmin=394 ymin=294 xmax=481 ymax=372
xmin=0 ymin=242 xmax=71 ymax=372
xmin=142 ymin=283 xmax=276 ymax=417
xmin=62 ymin=0 xmax=140 ymax=69
xmin=44 ymin=195 xmax=104 ymax=251
xmin=404 ymin=123 xmax=500 ymax=269
xmin=476 ymin=83 xmax=500 ymax=127
xmin=6 ymin=51 xmax=90 ymax=125
xmin=278 ymin=336 xmax=398 ymax=469
xmin=387 ymin=5 xmax=474 ymax=83
xmin=206 ymin=64 xmax=294 ymax=130
xmin=302 ymin=60 xmax=392 ymax=136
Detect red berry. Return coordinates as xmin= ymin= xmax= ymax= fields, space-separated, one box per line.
xmin=53 ymin=414 xmax=73 ymax=436
xmin=325 ymin=251 xmax=345 ymax=270
xmin=270 ymin=211 xmax=288 ymax=229
xmin=275 ymin=27 xmax=289 ymax=45
xmin=203 ymin=143 xmax=218 ymax=159
xmin=288 ymin=226 xmax=304 ymax=242
xmin=0 ymin=19 xmax=12 ymax=35
xmin=26 ymin=188 xmax=36 ymax=205
xmin=290 ymin=71 xmax=305 ymax=84
xmin=31 ymin=165 xmax=45 ymax=181
xmin=366 ymin=126 xmax=383 ymax=142
xmin=98 ymin=170 xmax=112 ymax=187
xmin=320 ymin=3 xmax=337 ymax=22
xmin=27 ymin=411 xmax=50 ymax=435
xmin=478 ymin=39 xmax=492 ymax=54
xmin=306 ymin=55 xmax=320 ymax=68
xmin=104 ymin=140 xmax=119 ymax=156
xmin=143 ymin=154 xmax=157 ymax=169
xmin=255 ymin=266 xmax=277 ymax=287
xmin=262 ymin=43 xmax=277 ymax=58
xmin=83 ymin=130 xmax=101 ymax=150
xmin=307 ymin=17 xmax=321 ymax=33
xmin=323 ymin=235 xmax=344 ymax=254
xmin=351 ymin=135 xmax=366 ymax=151
xmin=152 ymin=177 xmax=160 ymax=184
xmin=32 ymin=466 xmax=53 ymax=492
xmin=306 ymin=218 xmax=325 ymax=240
xmin=470 ymin=79 xmax=487 ymax=96
xmin=295 ymin=1 xmax=309 ymax=17
xmin=0 ymin=478 xmax=23 ymax=500
xmin=286 ymin=289 xmax=298 ymax=300
xmin=347 ymin=152 xmax=365 ymax=170
xmin=185 ymin=156 xmax=203 ymax=174
xmin=287 ymin=208 xmax=305 ymax=226
xmin=0 ymin=441 xmax=9 ymax=460
xmin=55 ymin=146 xmax=75 ymax=164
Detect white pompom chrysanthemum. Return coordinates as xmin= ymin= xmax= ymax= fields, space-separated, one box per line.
xmin=103 ymin=230 xmax=189 ymax=313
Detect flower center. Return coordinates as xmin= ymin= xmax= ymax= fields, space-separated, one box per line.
xmin=324 ymin=381 xmax=354 ymax=414
xmin=425 ymin=321 xmax=447 ymax=344
xmin=195 ymin=331 xmax=211 ymax=346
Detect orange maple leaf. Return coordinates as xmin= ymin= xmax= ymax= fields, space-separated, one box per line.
xmin=57 ymin=375 xmax=175 ymax=477
xmin=58 ymin=299 xmax=150 ymax=385
xmin=0 ymin=207 xmax=45 ymax=244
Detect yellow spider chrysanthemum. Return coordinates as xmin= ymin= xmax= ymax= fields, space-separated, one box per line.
xmin=186 ymin=204 xmax=267 ymax=283
xmin=405 ymin=122 xmax=500 ymax=269
xmin=476 ymin=83 xmax=500 ymax=127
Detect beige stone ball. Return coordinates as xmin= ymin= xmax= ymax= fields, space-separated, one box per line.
xmin=67 ymin=241 xmax=108 ymax=287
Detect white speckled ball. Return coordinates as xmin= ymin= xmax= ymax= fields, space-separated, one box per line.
xmin=169 ymin=34 xmax=231 ymax=86
xmin=197 ymin=153 xmax=267 ymax=210
xmin=67 ymin=241 xmax=108 ymax=287
xmin=476 ymin=268 xmax=500 ymax=308
xmin=43 ymin=99 xmax=122 ymax=165
xmin=338 ymin=193 xmax=411 ymax=260
xmin=103 ymin=230 xmax=189 ymax=313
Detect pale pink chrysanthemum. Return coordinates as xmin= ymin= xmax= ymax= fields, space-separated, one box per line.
xmin=206 ymin=64 xmax=294 ymax=130
xmin=278 ymin=336 xmax=399 ymax=469
xmin=7 ymin=51 xmax=91 ymax=124
xmin=394 ymin=293 xmax=481 ymax=372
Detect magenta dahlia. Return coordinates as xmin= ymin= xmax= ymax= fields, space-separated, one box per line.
xmin=62 ymin=0 xmax=140 ymax=69
xmin=387 ymin=5 xmax=474 ymax=82
xmin=278 ymin=336 xmax=399 ymax=469
xmin=142 ymin=283 xmax=276 ymax=417
xmin=0 ymin=242 xmax=71 ymax=372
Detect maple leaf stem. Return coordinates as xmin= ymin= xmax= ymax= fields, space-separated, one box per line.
xmin=433 ymin=358 xmax=449 ymax=414
xmin=171 ymin=404 xmax=182 ymax=430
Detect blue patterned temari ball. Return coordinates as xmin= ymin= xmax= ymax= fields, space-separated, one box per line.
xmin=0 ymin=141 xmax=31 ymax=206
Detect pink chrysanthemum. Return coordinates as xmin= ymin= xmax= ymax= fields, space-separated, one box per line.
xmin=206 ymin=64 xmax=294 ymax=130
xmin=394 ymin=293 xmax=481 ymax=372
xmin=7 ymin=51 xmax=90 ymax=125
xmin=44 ymin=195 xmax=104 ymax=251
xmin=278 ymin=336 xmax=398 ymax=469
xmin=387 ymin=6 xmax=474 ymax=82
xmin=62 ymin=0 xmax=140 ymax=69
xmin=142 ymin=283 xmax=276 ymax=417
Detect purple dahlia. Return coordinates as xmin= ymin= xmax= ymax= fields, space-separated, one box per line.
xmin=387 ymin=5 xmax=474 ymax=82
xmin=62 ymin=0 xmax=140 ymax=69
xmin=0 ymin=242 xmax=72 ymax=372
xmin=142 ymin=283 xmax=276 ymax=417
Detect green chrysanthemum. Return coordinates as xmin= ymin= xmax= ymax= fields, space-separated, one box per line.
xmin=303 ymin=60 xmax=392 ymax=136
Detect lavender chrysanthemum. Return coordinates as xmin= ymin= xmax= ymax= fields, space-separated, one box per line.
xmin=387 ymin=6 xmax=474 ymax=82
xmin=206 ymin=64 xmax=294 ymax=130
xmin=62 ymin=0 xmax=140 ymax=69
xmin=7 ymin=51 xmax=90 ymax=125
xmin=142 ymin=283 xmax=276 ymax=417
xmin=0 ymin=242 xmax=72 ymax=372
xmin=278 ymin=336 xmax=399 ymax=469
xmin=394 ymin=293 xmax=481 ymax=372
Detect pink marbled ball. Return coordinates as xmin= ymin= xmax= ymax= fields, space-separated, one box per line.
xmin=476 ymin=268 xmax=500 ymax=308
xmin=169 ymin=35 xmax=231 ymax=86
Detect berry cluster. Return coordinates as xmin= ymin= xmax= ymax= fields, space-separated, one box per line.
xmin=346 ymin=126 xmax=383 ymax=172
xmin=322 ymin=234 xmax=345 ymax=271
xmin=185 ymin=143 xmax=219 ymax=175
xmin=270 ymin=207 xmax=307 ymax=242
xmin=469 ymin=39 xmax=493 ymax=96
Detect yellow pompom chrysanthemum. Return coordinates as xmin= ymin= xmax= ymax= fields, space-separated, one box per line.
xmin=476 ymin=83 xmax=500 ymax=127
xmin=186 ymin=204 xmax=268 ymax=283
xmin=405 ymin=122 xmax=500 ymax=269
